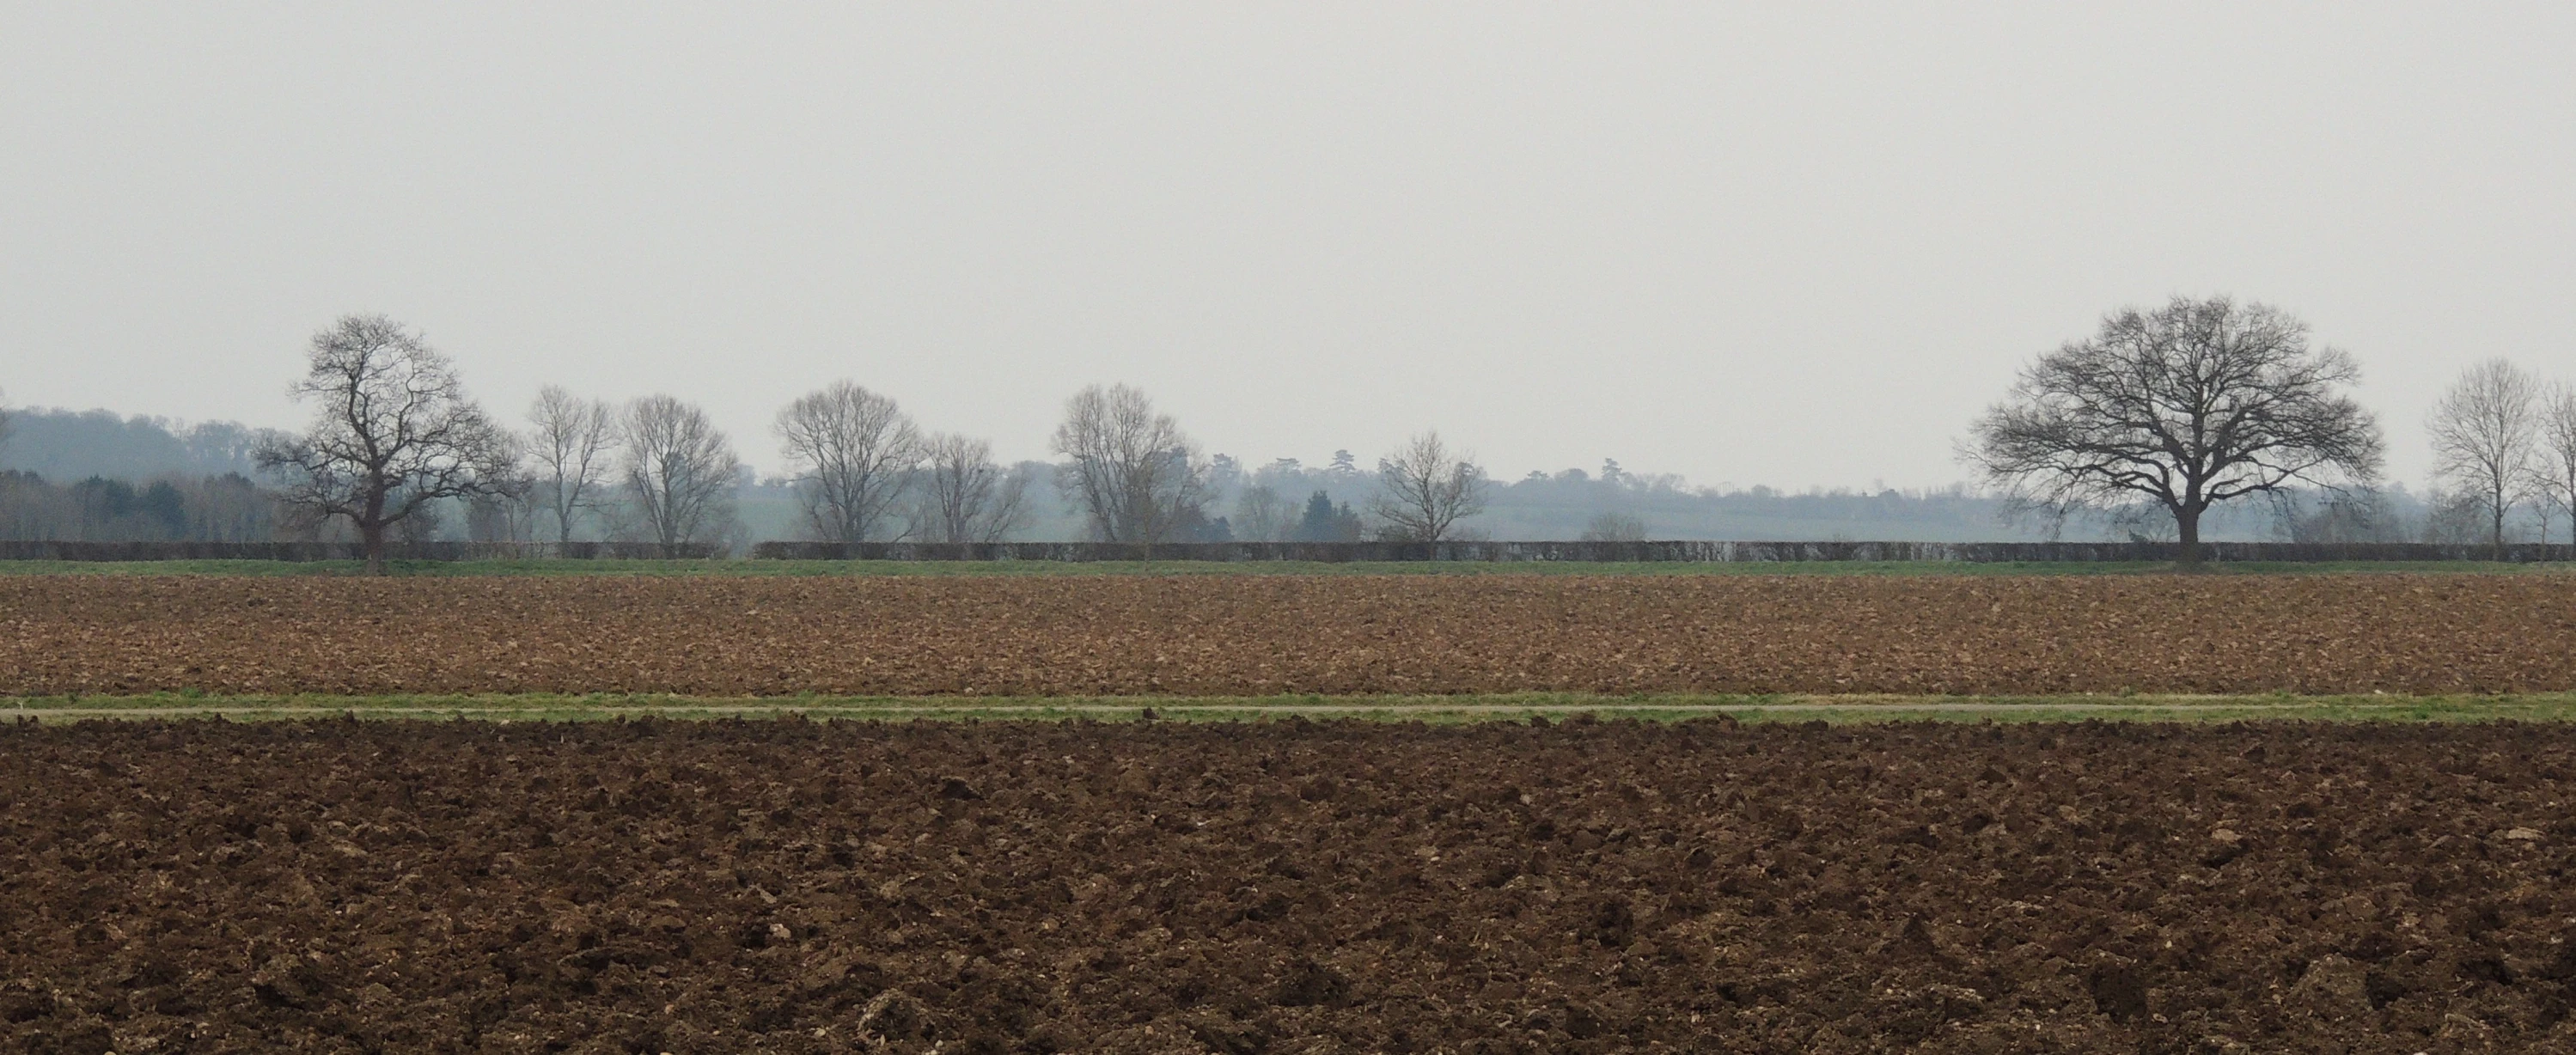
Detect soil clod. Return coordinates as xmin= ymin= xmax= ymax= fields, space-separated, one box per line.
xmin=3 ymin=718 xmax=2573 ymax=1050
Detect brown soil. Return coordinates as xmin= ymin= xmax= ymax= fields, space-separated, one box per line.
xmin=6 ymin=574 xmax=2576 ymax=696
xmin=3 ymin=717 xmax=2574 ymax=1052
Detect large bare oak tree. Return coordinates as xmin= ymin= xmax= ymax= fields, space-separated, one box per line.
xmin=255 ymin=314 xmax=516 ymax=574
xmin=1966 ymin=296 xmax=2382 ymax=565
xmin=2428 ymin=358 xmax=2540 ymax=552
xmin=1366 ymin=430 xmax=1488 ymax=543
xmin=776 ymin=381 xmax=923 ymax=543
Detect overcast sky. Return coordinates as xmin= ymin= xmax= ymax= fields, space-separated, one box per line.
xmin=4 ymin=3 xmax=2571 ymax=488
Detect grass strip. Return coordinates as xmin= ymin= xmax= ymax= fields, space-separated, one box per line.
xmin=3 ymin=558 xmax=2576 ymax=577
xmin=7 ymin=692 xmax=2573 ymax=724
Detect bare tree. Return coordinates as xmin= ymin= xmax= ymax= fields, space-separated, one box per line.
xmin=1580 ymin=510 xmax=1648 ymax=542
xmin=0 ymin=389 xmax=15 ymax=523
xmin=2271 ymin=486 xmax=2405 ymax=544
xmin=1050 ymin=384 xmax=1206 ymax=546
xmin=2420 ymin=487 xmax=2492 ymax=546
xmin=2429 ymin=358 xmax=2540 ymax=553
xmin=2532 ymin=382 xmax=2576 ymax=546
xmin=620 ymin=394 xmax=742 ymax=555
xmin=465 ymin=430 xmax=538 ymax=543
xmin=911 ymin=432 xmax=1029 ymax=543
xmin=1964 ymin=296 xmax=2382 ymax=566
xmin=1366 ymin=430 xmax=1489 ymax=543
xmin=526 ymin=385 xmax=617 ymax=545
xmin=254 ymin=314 xmax=516 ymax=574
xmin=776 ymin=381 xmax=924 ymax=543
xmin=1231 ymin=483 xmax=1290 ymax=542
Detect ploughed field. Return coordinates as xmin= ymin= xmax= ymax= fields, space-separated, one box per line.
xmin=6 ymin=718 xmax=2575 ymax=1053
xmin=6 ymin=574 xmax=2576 ymax=696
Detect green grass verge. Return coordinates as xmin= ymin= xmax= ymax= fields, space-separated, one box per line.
xmin=3 ymin=558 xmax=2573 ymax=577
xmin=6 ymin=692 xmax=2572 ymax=724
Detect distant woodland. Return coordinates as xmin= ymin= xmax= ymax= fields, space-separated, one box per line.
xmin=0 ymin=405 xmax=2469 ymax=549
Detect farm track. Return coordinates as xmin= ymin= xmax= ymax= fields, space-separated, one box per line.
xmin=4 ymin=573 xmax=2576 ymax=696
xmin=1 ymin=698 xmax=2557 ymax=723
xmin=5 ymin=719 xmax=2574 ymax=1052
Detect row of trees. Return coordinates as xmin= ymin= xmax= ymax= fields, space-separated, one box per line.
xmin=248 ymin=317 xmax=759 ymax=570
xmin=76 ymin=298 xmax=2542 ymax=569
xmin=12 ymin=301 xmax=2553 ymax=568
xmin=1047 ymin=383 xmax=1489 ymax=548
xmin=247 ymin=315 xmax=1500 ymax=572
xmin=524 ymin=382 xmax=1035 ymax=553
xmin=247 ymin=316 xmax=1041 ymax=571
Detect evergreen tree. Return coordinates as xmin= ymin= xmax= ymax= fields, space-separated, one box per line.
xmin=1294 ymin=490 xmax=1362 ymax=541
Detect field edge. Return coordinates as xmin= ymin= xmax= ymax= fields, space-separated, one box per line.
xmin=6 ymin=558 xmax=2576 ymax=576
xmin=5 ymin=691 xmax=2570 ymax=724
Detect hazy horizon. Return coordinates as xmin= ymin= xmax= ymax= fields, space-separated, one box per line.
xmin=6 ymin=4 xmax=2572 ymax=490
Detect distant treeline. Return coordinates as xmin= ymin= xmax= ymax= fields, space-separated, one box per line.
xmin=0 ymin=405 xmax=2529 ymax=547
xmin=0 ymin=471 xmax=287 ymax=543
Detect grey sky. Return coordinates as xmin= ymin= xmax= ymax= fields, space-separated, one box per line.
xmin=4 ymin=3 xmax=2570 ymax=489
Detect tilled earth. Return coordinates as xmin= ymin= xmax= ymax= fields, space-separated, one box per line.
xmin=4 ymin=718 xmax=2575 ymax=1053
xmin=6 ymin=574 xmax=2576 ymax=695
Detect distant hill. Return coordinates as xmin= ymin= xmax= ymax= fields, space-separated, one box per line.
xmin=0 ymin=408 xmax=290 ymax=483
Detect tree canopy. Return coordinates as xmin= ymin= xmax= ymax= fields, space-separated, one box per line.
xmin=1966 ymin=296 xmax=2382 ymax=564
xmin=255 ymin=314 xmax=515 ymax=573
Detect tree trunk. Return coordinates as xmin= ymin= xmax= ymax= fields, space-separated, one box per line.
xmin=359 ymin=480 xmax=390 ymax=576
xmin=2175 ymin=504 xmax=2203 ymax=568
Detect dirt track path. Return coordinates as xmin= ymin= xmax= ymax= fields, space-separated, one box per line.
xmin=2 ymin=699 xmax=2512 ymax=722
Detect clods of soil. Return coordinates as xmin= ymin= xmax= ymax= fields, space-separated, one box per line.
xmin=9 ymin=574 xmax=2576 ymax=696
xmin=3 ymin=717 xmax=2574 ymax=1052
